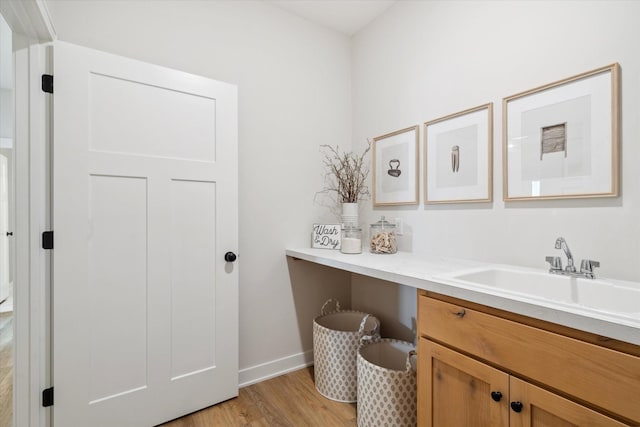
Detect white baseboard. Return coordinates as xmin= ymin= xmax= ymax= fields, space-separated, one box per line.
xmin=239 ymin=349 xmax=314 ymax=388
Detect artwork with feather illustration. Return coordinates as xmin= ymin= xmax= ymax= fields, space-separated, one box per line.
xmin=424 ymin=103 xmax=493 ymax=203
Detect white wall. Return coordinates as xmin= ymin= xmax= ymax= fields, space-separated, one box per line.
xmin=350 ymin=0 xmax=640 ymax=337
xmin=45 ymin=0 xmax=640 ymax=381
xmin=353 ymin=0 xmax=640 ymax=278
xmin=46 ymin=0 xmax=353 ymax=383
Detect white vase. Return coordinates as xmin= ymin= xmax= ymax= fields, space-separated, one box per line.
xmin=341 ymin=202 xmax=359 ymax=227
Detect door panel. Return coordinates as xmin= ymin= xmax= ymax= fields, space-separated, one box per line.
xmin=530 ymin=407 xmax=577 ymax=427
xmin=88 ymin=72 xmax=217 ymax=161
xmin=170 ymin=179 xmax=217 ymax=379
xmin=53 ymin=41 xmax=238 ymax=427
xmin=88 ymin=175 xmax=148 ymax=403
xmin=418 ymin=338 xmax=509 ymax=427
xmin=509 ymin=377 xmax=630 ymax=427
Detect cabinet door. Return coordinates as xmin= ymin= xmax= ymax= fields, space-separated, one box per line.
xmin=418 ymin=338 xmax=509 ymax=427
xmin=509 ymin=377 xmax=630 ymax=427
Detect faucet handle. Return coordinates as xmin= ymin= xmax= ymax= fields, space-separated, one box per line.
xmin=545 ymin=256 xmax=562 ymax=271
xmin=580 ymin=259 xmax=600 ymax=278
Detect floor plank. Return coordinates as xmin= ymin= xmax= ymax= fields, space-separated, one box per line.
xmin=161 ymin=367 xmax=356 ymax=427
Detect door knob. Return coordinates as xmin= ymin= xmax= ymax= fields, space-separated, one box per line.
xmin=490 ymin=391 xmax=502 ymax=402
xmin=510 ymin=401 xmax=523 ymax=413
xmin=224 ymin=252 xmax=237 ymax=262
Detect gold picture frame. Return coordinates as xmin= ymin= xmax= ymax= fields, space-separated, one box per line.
xmin=503 ymin=63 xmax=620 ymax=201
xmin=372 ymin=125 xmax=419 ymax=206
xmin=424 ymin=103 xmax=493 ymax=204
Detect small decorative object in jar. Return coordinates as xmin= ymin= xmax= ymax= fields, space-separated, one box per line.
xmin=341 ymin=226 xmax=363 ymax=254
xmin=369 ymin=216 xmax=397 ymax=254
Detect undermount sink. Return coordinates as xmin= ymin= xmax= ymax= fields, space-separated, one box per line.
xmin=441 ymin=266 xmax=640 ymax=317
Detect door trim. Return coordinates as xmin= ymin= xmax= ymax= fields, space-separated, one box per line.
xmin=5 ymin=5 xmax=54 ymax=425
xmin=0 ymin=0 xmax=56 ymax=43
xmin=13 ymin=42 xmax=51 ymax=427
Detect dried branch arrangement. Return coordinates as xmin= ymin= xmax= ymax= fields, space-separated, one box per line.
xmin=318 ymin=141 xmax=372 ymax=203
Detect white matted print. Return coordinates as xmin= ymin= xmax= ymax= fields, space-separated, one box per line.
xmin=372 ymin=126 xmax=419 ymax=206
xmin=504 ymin=63 xmax=619 ymax=200
xmin=424 ymin=104 xmax=493 ymax=203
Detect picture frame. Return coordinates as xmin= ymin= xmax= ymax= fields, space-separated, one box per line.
xmin=503 ymin=63 xmax=620 ymax=201
xmin=424 ymin=103 xmax=493 ymax=204
xmin=311 ymin=224 xmax=341 ymax=250
xmin=372 ymin=125 xmax=419 ymax=206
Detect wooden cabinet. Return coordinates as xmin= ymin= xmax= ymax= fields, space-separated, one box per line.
xmin=419 ymin=339 xmax=509 ymax=427
xmin=509 ymin=377 xmax=628 ymax=427
xmin=417 ymin=292 xmax=640 ymax=427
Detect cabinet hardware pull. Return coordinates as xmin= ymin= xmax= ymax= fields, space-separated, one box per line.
xmin=490 ymin=391 xmax=502 ymax=402
xmin=455 ymin=309 xmax=466 ymax=318
xmin=510 ymin=401 xmax=523 ymax=413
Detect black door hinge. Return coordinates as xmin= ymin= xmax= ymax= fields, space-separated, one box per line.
xmin=42 ymin=231 xmax=54 ymax=250
xmin=42 ymin=74 xmax=53 ymax=93
xmin=42 ymin=387 xmax=54 ymax=407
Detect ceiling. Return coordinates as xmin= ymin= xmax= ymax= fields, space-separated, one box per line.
xmin=268 ymin=0 xmax=397 ymax=36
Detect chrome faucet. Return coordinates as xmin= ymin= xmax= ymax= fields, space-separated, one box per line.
xmin=545 ymin=237 xmax=600 ymax=279
xmin=555 ymin=237 xmax=576 ymax=272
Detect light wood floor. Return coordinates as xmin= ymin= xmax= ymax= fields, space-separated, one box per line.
xmin=161 ymin=367 xmax=357 ymax=427
xmin=0 ymin=325 xmax=356 ymax=427
xmin=0 ymin=312 xmax=13 ymax=427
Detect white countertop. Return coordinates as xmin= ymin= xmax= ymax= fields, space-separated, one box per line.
xmin=285 ymin=248 xmax=640 ymax=346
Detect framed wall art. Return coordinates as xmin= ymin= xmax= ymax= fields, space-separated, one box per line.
xmin=503 ymin=63 xmax=620 ymax=201
xmin=424 ymin=103 xmax=493 ymax=204
xmin=372 ymin=125 xmax=419 ymax=206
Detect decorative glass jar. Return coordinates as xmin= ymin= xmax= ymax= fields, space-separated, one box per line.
xmin=369 ymin=216 xmax=397 ymax=254
xmin=341 ymin=226 xmax=363 ymax=254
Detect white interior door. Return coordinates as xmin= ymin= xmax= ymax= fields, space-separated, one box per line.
xmin=52 ymin=41 xmax=238 ymax=427
xmin=0 ymin=154 xmax=8 ymax=303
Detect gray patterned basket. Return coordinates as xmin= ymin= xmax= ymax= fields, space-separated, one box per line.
xmin=313 ymin=299 xmax=380 ymax=403
xmin=357 ymin=339 xmax=417 ymax=427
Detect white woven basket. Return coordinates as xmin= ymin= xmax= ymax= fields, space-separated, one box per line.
xmin=313 ymin=299 xmax=380 ymax=403
xmin=357 ymin=339 xmax=417 ymax=427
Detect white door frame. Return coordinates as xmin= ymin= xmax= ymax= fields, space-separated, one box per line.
xmin=0 ymin=1 xmax=55 ymax=426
